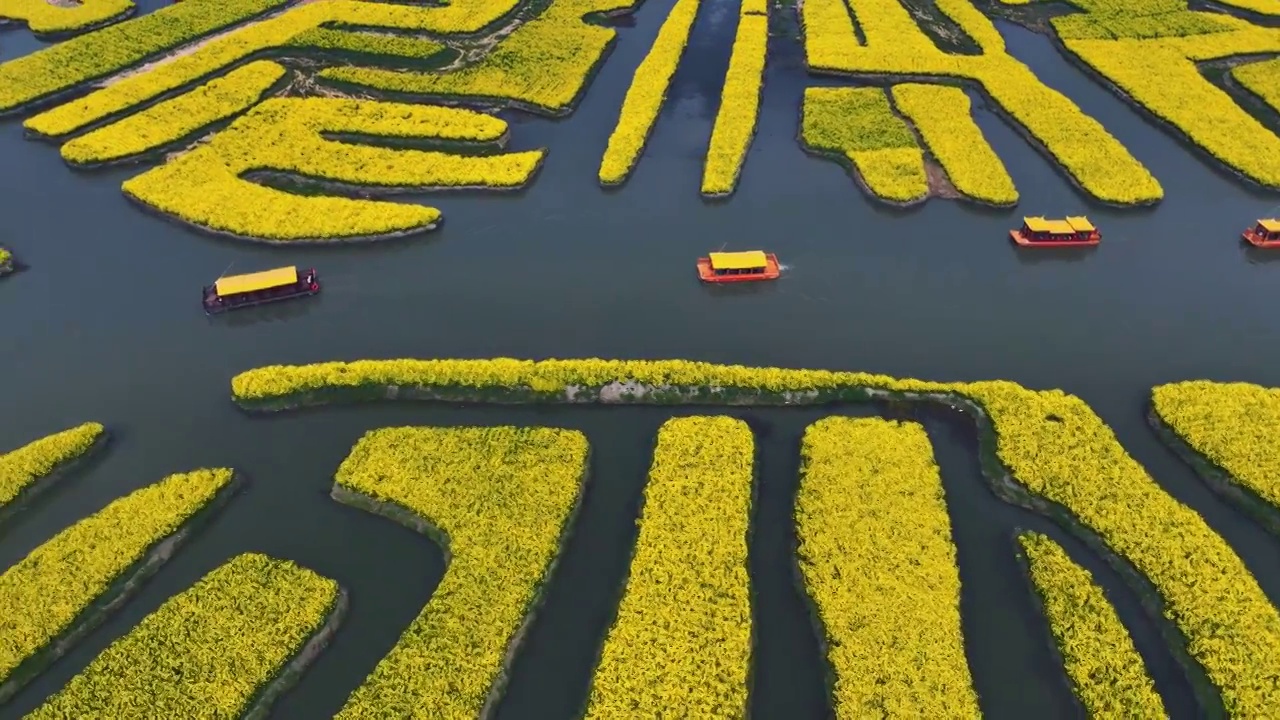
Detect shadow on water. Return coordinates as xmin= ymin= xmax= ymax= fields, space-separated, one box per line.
xmin=1012 ymin=246 xmax=1098 ymax=265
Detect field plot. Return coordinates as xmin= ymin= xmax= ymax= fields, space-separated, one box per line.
xmin=0 ymin=0 xmax=1278 ymax=241
xmin=1 ymin=358 xmax=1280 ymax=714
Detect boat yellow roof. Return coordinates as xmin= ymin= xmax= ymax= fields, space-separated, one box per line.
xmin=1259 ymin=219 xmax=1280 ymax=233
xmin=1023 ymin=216 xmax=1074 ymax=235
xmin=215 ymin=266 xmax=297 ymax=296
xmin=709 ymin=251 xmax=768 ymax=270
xmin=1065 ymin=216 xmax=1094 ymax=232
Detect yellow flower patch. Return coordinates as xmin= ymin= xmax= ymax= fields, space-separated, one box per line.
xmin=801 ymin=86 xmax=928 ymax=204
xmin=1232 ymin=57 xmax=1280 ymax=114
xmin=121 ymin=98 xmax=543 ymax=241
xmin=23 ymin=0 xmax=469 ymax=139
xmin=230 ymin=357 xmax=1280 ymax=715
xmin=29 ymin=553 xmax=340 ymax=719
xmin=890 ymin=83 xmax=1018 ymax=206
xmin=797 ymin=417 xmax=978 ymax=717
xmin=334 ymin=426 xmax=587 ymax=719
xmin=0 ymin=0 xmax=288 ymax=113
xmin=1019 ymin=532 xmax=1165 ymax=716
xmin=800 ymin=0 xmax=1161 ymax=204
xmin=598 ymin=0 xmax=701 ymax=185
xmin=1054 ymin=8 xmax=1280 ymax=188
xmin=319 ymin=0 xmax=641 ymax=115
xmin=0 ymin=0 xmax=132 ymax=36
xmin=60 ymin=61 xmax=286 ymax=166
xmin=1152 ymin=380 xmax=1280 ymax=511
xmin=0 ymin=468 xmax=233 ymax=696
xmin=701 ymin=11 xmax=768 ymax=197
xmin=585 ymin=417 xmax=752 ymax=717
xmin=0 ymin=422 xmax=103 ymax=508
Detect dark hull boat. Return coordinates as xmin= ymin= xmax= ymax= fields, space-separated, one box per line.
xmin=203 ymin=266 xmax=319 ymax=315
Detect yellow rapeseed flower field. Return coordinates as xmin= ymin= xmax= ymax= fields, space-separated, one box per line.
xmin=334 ymin=426 xmax=587 ymax=719
xmin=60 ymin=61 xmax=286 ymax=166
xmin=29 ymin=553 xmax=340 ymax=719
xmin=0 ymin=468 xmax=233 ymax=695
xmin=1053 ymin=5 xmax=1280 ymax=188
xmin=23 ymin=0 xmax=473 ymax=139
xmin=800 ymin=0 xmax=1162 ymax=204
xmin=598 ymin=0 xmax=701 ymax=185
xmin=0 ymin=0 xmax=288 ymax=113
xmin=321 ymin=0 xmax=642 ymax=115
xmin=701 ymin=10 xmax=767 ymax=197
xmin=0 ymin=0 xmax=132 ymax=35
xmin=1152 ymin=380 xmax=1280 ymax=511
xmin=230 ymin=357 xmax=1280 ymax=715
xmin=1018 ymin=532 xmax=1165 ymax=718
xmin=121 ymin=98 xmax=542 ymax=241
xmin=890 ymin=83 xmax=1018 ymax=206
xmin=0 ymin=422 xmax=102 ymax=508
xmin=797 ymin=417 xmax=978 ymax=717
xmin=801 ymin=86 xmax=929 ymax=204
xmin=1232 ymin=57 xmax=1280 ymax=113
xmin=585 ymin=417 xmax=753 ymax=718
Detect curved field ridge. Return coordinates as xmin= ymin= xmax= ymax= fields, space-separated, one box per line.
xmin=1017 ymin=532 xmax=1165 ymax=717
xmin=59 ymin=61 xmax=287 ymax=167
xmin=320 ymin=0 xmax=644 ymax=115
xmin=0 ymin=468 xmax=235 ymax=703
xmin=890 ymin=84 xmax=1017 ymax=206
xmin=1231 ymin=58 xmax=1280 ymax=115
xmin=598 ymin=0 xmax=701 ymax=186
xmin=21 ymin=0 xmax=490 ymax=139
xmin=800 ymin=0 xmax=1161 ymax=204
xmin=0 ymin=422 xmax=103 ymax=510
xmin=0 ymin=0 xmax=288 ymax=114
xmin=585 ymin=417 xmax=753 ymax=717
xmin=333 ymin=426 xmax=588 ymax=719
xmin=121 ymin=98 xmax=543 ymax=242
xmin=1049 ymin=1 xmax=1280 ymax=188
xmin=797 ymin=417 xmax=978 ymax=717
xmin=701 ymin=4 xmax=767 ymax=197
xmin=0 ymin=0 xmax=132 ymax=36
xmin=800 ymin=86 xmax=928 ymax=205
xmin=29 ymin=553 xmax=343 ymax=719
xmin=230 ymin=357 xmax=1280 ymax=716
xmin=1152 ymin=381 xmax=1280 ymax=521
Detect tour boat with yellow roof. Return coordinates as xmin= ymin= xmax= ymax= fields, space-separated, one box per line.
xmin=203 ymin=266 xmax=319 ymax=315
xmin=697 ymin=250 xmax=780 ymax=283
xmin=1010 ymin=216 xmax=1100 ymax=247
xmin=1242 ymin=219 xmax=1280 ymax=247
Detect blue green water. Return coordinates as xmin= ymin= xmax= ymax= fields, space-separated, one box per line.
xmin=2 ymin=0 xmax=1279 ymax=717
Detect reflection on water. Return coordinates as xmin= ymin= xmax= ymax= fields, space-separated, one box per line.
xmin=1013 ymin=246 xmax=1098 ymax=265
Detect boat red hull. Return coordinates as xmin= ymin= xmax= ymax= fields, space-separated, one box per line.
xmin=697 ymin=254 xmax=781 ymax=283
xmin=1243 ymin=230 xmax=1280 ymax=248
xmin=1010 ymin=230 xmax=1100 ymax=248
